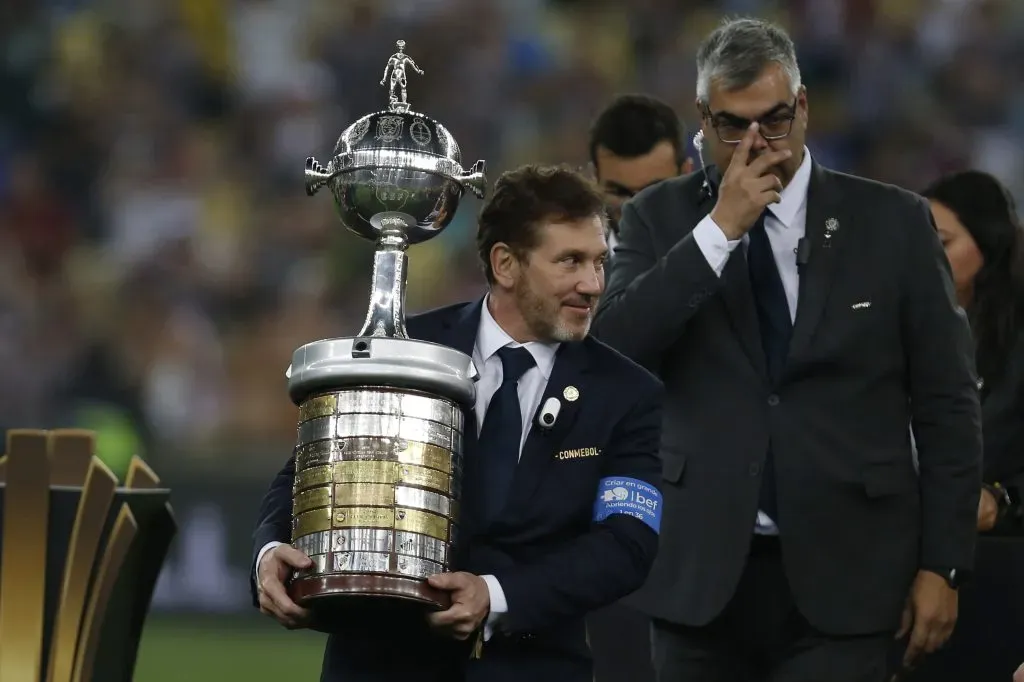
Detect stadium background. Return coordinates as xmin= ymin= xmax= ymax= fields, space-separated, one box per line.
xmin=1 ymin=0 xmax=1022 ymax=679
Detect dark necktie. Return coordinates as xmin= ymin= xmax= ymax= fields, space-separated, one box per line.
xmin=747 ymin=212 xmax=792 ymax=521
xmin=476 ymin=346 xmax=535 ymax=523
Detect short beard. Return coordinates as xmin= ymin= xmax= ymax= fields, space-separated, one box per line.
xmin=514 ymin=278 xmax=590 ymax=343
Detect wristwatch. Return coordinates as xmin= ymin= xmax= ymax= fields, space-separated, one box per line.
xmin=1006 ymin=485 xmax=1022 ymax=517
xmin=984 ymin=482 xmax=1013 ymax=517
xmin=925 ymin=567 xmax=967 ymax=590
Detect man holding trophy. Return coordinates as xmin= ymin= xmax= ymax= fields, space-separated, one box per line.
xmin=251 ymin=42 xmax=665 ymax=682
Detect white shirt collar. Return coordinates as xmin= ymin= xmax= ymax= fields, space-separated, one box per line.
xmin=768 ymin=146 xmax=812 ymax=229
xmin=477 ymin=294 xmax=559 ymax=379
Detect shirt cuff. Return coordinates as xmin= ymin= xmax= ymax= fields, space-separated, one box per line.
xmin=480 ymin=574 xmax=507 ymax=641
xmin=255 ymin=541 xmax=284 ymax=581
xmin=692 ymin=214 xmax=741 ymax=277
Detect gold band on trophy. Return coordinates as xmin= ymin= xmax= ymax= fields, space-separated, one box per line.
xmin=298 ymin=394 xmax=338 ymax=423
xmin=295 ymin=437 xmax=454 ymax=474
xmin=394 ymin=508 xmax=448 ymax=541
xmin=293 ymin=508 xmax=334 ymax=537
xmin=390 ymin=463 xmax=449 ymax=493
xmin=292 ymin=484 xmax=456 ymax=518
xmin=292 ymin=507 xmax=392 ymax=538
xmin=292 ymin=486 xmax=332 ymax=515
xmin=350 ymin=438 xmax=454 ymax=473
xmin=297 ymin=391 xmax=463 ymax=430
xmin=332 ymin=461 xmax=396 ymax=486
xmin=297 ymin=415 xmax=458 ymax=453
xmin=294 ymin=465 xmax=334 ymax=491
xmin=294 ymin=461 xmax=451 ymax=495
xmin=334 ymin=483 xmax=394 ymax=507
xmin=292 ymin=505 xmax=450 ymax=542
xmin=334 ymin=507 xmax=396 ymax=530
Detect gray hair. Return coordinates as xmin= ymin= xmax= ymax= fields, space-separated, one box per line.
xmin=696 ymin=18 xmax=802 ymax=104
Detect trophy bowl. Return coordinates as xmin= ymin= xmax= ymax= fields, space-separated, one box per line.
xmin=286 ymin=40 xmax=484 ymax=632
xmin=305 ymin=110 xmax=486 ymax=245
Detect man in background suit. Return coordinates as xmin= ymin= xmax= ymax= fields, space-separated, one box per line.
xmin=585 ymin=93 xmax=689 ymax=682
xmin=588 ymin=94 xmax=692 ymax=252
xmin=593 ymin=17 xmax=982 ymax=682
xmin=252 ymin=164 xmax=665 ymax=682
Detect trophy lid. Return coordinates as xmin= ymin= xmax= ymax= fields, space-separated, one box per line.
xmin=334 ymin=38 xmax=461 ymax=166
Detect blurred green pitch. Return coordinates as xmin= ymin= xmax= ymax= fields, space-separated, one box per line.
xmin=133 ymin=615 xmax=327 ymax=681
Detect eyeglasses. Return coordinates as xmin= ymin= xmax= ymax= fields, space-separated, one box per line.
xmin=703 ymin=99 xmax=797 ymax=144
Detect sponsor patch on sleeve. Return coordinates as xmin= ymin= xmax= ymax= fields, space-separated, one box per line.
xmin=592 ymin=476 xmax=662 ymax=533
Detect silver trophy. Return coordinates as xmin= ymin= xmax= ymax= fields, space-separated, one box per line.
xmin=287 ymin=40 xmax=484 ymax=628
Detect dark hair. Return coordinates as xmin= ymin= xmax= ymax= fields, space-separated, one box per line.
xmin=588 ymin=94 xmax=685 ymax=170
xmin=922 ymin=170 xmax=1024 ymax=379
xmin=477 ymin=164 xmax=606 ymax=284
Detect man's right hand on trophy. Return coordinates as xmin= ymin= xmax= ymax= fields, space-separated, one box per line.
xmin=257 ymin=544 xmax=313 ymax=629
xmin=708 ymin=122 xmax=791 ymax=241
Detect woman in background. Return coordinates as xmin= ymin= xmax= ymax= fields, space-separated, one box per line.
xmin=895 ymin=170 xmax=1024 ymax=682
xmin=924 ymin=170 xmax=1024 ymax=532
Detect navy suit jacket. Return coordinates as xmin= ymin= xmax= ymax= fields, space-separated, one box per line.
xmin=251 ymin=297 xmax=665 ymax=682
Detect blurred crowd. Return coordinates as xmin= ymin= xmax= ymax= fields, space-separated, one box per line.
xmin=2 ymin=0 xmax=1023 ymax=473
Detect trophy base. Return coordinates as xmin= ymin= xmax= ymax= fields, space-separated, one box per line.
xmin=290 ymin=574 xmax=451 ymax=634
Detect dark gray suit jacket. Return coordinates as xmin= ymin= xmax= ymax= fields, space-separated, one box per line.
xmin=591 ymin=162 xmax=983 ymax=636
xmin=980 ymin=332 xmax=1024 ymax=528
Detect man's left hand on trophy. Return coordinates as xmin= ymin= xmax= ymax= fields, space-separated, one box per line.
xmin=425 ymin=571 xmax=491 ymax=639
xmin=257 ymin=544 xmax=313 ymax=629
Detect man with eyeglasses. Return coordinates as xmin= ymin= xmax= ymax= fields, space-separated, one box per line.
xmin=592 ymin=16 xmax=982 ymax=682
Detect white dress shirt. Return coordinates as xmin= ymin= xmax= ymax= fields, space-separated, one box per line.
xmin=690 ymin=147 xmax=813 ymax=535
xmin=256 ymin=295 xmax=559 ymax=639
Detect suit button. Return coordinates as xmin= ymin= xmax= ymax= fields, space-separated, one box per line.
xmin=749 ymin=463 xmax=761 ymax=476
xmin=688 ymin=294 xmax=702 ymax=307
xmin=767 ymin=394 xmax=780 ymax=406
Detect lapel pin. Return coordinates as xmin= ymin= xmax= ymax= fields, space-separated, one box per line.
xmin=824 ymin=217 xmax=839 ymax=247
xmin=563 ymin=386 xmax=580 ymax=402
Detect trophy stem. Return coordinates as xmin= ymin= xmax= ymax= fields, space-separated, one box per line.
xmin=357 ymin=226 xmax=410 ymax=338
